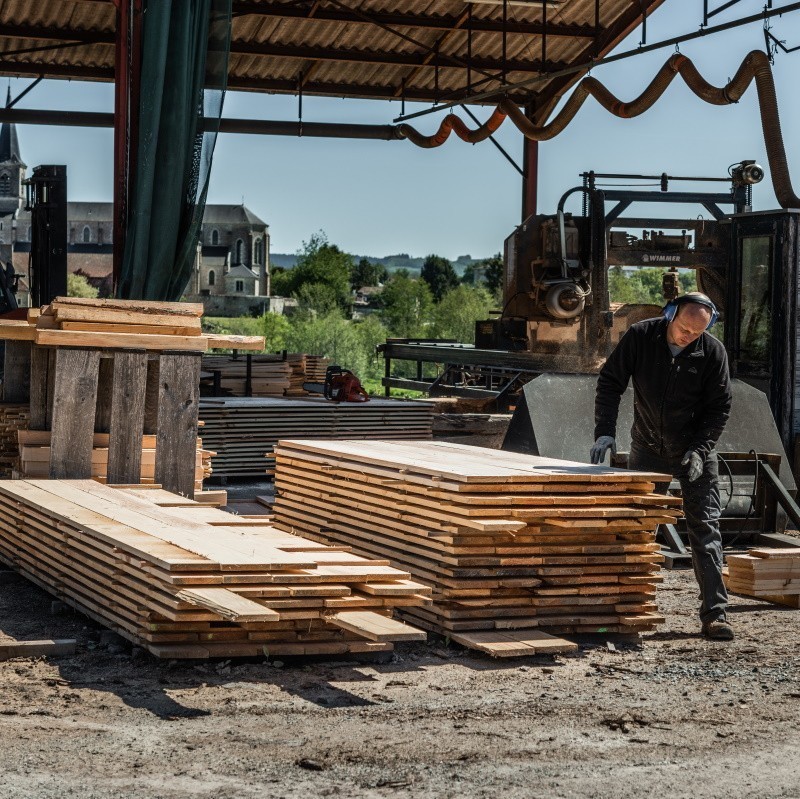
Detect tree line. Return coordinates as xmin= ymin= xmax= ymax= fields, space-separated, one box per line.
xmin=203 ymin=236 xmax=700 ymax=391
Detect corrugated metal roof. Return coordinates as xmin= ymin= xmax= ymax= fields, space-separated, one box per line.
xmin=0 ymin=1 xmax=668 ymax=115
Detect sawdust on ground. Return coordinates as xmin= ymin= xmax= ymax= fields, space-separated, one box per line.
xmin=0 ymin=567 xmax=798 ymax=799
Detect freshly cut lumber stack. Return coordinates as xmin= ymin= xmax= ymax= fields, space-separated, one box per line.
xmin=273 ymin=440 xmax=677 ymax=655
xmin=725 ymin=548 xmax=800 ymax=607
xmin=0 ymin=403 xmax=29 ymax=477
xmin=199 ymin=396 xmax=433 ymax=478
xmin=201 ymin=354 xmax=294 ymax=397
xmin=201 ymin=353 xmax=330 ymax=398
xmin=16 ymin=430 xmax=215 ymax=492
xmin=304 ymin=355 xmax=330 ymax=384
xmin=0 ymin=479 xmax=429 ymax=659
xmin=0 ymin=297 xmax=263 ymax=352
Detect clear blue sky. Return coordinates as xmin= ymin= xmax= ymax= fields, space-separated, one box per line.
xmin=6 ymin=2 xmax=800 ymax=260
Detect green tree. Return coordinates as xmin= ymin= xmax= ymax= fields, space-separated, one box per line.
xmin=260 ymin=311 xmax=291 ymax=352
xmin=420 ymin=254 xmax=459 ymax=302
xmin=270 ymin=266 xmax=291 ymax=296
xmin=378 ymin=272 xmax=434 ymax=338
xmin=283 ymin=232 xmax=353 ymax=312
xmin=67 ymin=273 xmax=99 ymax=299
xmin=295 ymin=282 xmax=341 ymax=315
xmin=432 ymin=285 xmax=494 ymax=344
xmin=483 ymin=253 xmax=504 ymax=299
xmin=353 ymin=314 xmax=390 ymax=382
xmin=285 ymin=310 xmax=376 ymax=380
xmin=351 ymin=258 xmax=388 ymax=290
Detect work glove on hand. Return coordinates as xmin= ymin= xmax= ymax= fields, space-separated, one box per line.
xmin=681 ymin=450 xmax=704 ymax=482
xmin=590 ymin=435 xmax=617 ymax=465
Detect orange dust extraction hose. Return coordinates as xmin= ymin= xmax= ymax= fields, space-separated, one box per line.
xmin=398 ymin=50 xmax=800 ymax=209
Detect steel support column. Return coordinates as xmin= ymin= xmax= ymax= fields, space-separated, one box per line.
xmin=521 ymin=104 xmax=538 ymax=221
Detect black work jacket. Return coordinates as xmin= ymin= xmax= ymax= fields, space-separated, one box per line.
xmin=594 ymin=317 xmax=732 ymax=459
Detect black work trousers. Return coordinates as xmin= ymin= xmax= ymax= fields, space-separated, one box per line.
xmin=628 ymin=442 xmax=728 ymax=625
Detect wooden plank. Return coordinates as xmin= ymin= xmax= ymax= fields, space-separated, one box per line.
xmin=0 ymin=639 xmax=77 ymax=660
xmin=53 ymin=307 xmax=203 ymax=329
xmin=448 ymin=630 xmax=578 ymax=657
xmin=155 ymin=353 xmax=201 ymax=498
xmin=277 ymin=439 xmax=670 ymax=484
xmin=328 ymin=611 xmax=426 ymax=642
xmin=49 ymin=348 xmax=100 ymax=479
xmin=28 ymin=344 xmax=50 ymax=430
xmin=176 ymin=588 xmax=281 ymax=622
xmin=205 ymin=334 xmax=265 ymax=351
xmin=35 ymin=328 xmax=209 ymax=352
xmin=60 ymin=320 xmax=202 ymax=336
xmin=2 ymin=340 xmax=31 ymax=402
xmin=0 ymin=320 xmax=36 ymax=341
xmin=747 ymin=548 xmax=800 ymax=559
xmin=107 ymin=351 xmax=149 ymax=485
xmin=51 ymin=297 xmax=204 ymax=316
xmin=18 ymin=430 xmax=159 ymax=448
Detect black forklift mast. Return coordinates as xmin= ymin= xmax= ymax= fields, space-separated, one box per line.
xmin=26 ymin=165 xmax=68 ymax=308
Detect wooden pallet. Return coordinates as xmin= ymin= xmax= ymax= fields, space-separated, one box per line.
xmin=0 ymin=479 xmax=429 ymax=659
xmin=272 ymin=440 xmax=675 ymax=653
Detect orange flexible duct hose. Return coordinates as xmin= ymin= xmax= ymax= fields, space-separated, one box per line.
xmin=398 ymin=106 xmax=507 ymax=148
xmin=399 ymin=50 xmax=800 ymax=208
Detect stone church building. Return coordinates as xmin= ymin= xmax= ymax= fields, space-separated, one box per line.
xmin=0 ymin=101 xmax=271 ymax=314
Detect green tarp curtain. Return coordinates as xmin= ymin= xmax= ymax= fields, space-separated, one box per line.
xmin=117 ymin=0 xmax=231 ymax=300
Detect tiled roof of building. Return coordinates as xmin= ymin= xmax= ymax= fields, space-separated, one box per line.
xmin=203 ymin=204 xmax=267 ymax=227
xmin=226 ymin=264 xmax=259 ymax=279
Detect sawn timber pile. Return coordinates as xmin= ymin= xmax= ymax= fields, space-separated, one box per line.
xmin=0 ymin=297 xmax=264 ymax=352
xmin=725 ymin=548 xmax=800 ymax=608
xmin=200 ymin=353 xmax=330 ymax=397
xmin=0 ymin=403 xmax=29 ymax=477
xmin=199 ymin=397 xmax=433 ymax=478
xmin=0 ymin=480 xmax=428 ymax=659
xmin=273 ymin=440 xmax=679 ymax=650
xmin=15 ymin=430 xmax=214 ymax=490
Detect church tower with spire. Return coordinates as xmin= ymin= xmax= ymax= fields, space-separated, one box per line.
xmin=0 ymin=86 xmax=27 ymax=219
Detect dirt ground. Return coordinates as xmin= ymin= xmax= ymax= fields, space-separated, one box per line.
xmin=1 ymin=566 xmax=799 ymax=799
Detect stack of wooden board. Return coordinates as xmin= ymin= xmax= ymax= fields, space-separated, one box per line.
xmin=15 ymin=431 xmax=214 ymax=492
xmin=0 ymin=479 xmax=429 ymax=659
xmin=201 ymin=353 xmax=331 ymax=398
xmin=0 ymin=403 xmax=29 ymax=477
xmin=272 ymin=440 xmax=678 ymax=655
xmin=199 ymin=397 xmax=434 ymax=478
xmin=725 ymin=548 xmax=800 ymax=608
xmin=302 ymin=355 xmax=330 ymax=389
xmin=201 ymin=354 xmax=294 ymax=396
xmin=0 ymin=297 xmax=263 ymax=352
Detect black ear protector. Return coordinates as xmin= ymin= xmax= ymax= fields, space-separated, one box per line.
xmin=662 ymin=292 xmax=719 ymax=329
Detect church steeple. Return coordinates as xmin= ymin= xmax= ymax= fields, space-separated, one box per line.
xmin=0 ymin=86 xmax=23 ymax=166
xmin=0 ymin=84 xmax=27 ymax=218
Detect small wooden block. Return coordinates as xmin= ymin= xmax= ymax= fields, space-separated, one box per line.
xmin=0 ymin=639 xmax=77 ymax=660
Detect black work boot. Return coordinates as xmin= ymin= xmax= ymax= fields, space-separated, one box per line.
xmin=702 ymin=618 xmax=734 ymax=641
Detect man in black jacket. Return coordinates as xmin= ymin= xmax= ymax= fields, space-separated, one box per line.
xmin=590 ymin=293 xmax=734 ymax=641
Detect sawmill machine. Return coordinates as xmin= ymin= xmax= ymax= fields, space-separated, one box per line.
xmin=382 ymin=162 xmax=800 ymax=458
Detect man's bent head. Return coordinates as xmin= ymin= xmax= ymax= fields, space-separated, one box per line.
xmin=667 ymin=302 xmax=712 ymax=348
